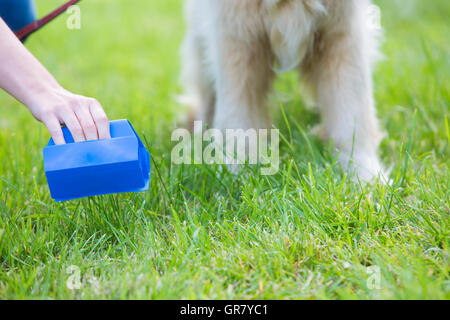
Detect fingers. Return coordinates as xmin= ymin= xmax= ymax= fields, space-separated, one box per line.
xmin=74 ymin=103 xmax=99 ymax=141
xmin=36 ymin=90 xmax=110 ymax=143
xmin=42 ymin=115 xmax=65 ymax=145
xmin=59 ymin=107 xmax=86 ymax=143
xmin=89 ymin=99 xmax=110 ymax=140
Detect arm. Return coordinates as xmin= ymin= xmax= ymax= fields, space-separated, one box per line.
xmin=0 ymin=18 xmax=110 ymax=144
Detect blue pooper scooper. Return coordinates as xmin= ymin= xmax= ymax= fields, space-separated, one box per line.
xmin=43 ymin=120 xmax=151 ymax=202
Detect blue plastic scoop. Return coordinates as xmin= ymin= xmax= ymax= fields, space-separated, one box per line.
xmin=43 ymin=119 xmax=150 ymax=202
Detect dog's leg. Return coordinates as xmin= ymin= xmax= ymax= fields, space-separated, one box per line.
xmin=212 ymin=37 xmax=274 ymax=132
xmin=180 ymin=28 xmax=215 ymax=128
xmin=208 ymin=29 xmax=275 ymax=171
xmin=302 ymin=20 xmax=384 ymax=181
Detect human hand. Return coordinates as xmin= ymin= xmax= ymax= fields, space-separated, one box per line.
xmin=27 ymin=86 xmax=110 ymax=145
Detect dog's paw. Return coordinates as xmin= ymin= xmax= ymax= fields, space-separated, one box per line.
xmin=338 ymin=151 xmax=390 ymax=184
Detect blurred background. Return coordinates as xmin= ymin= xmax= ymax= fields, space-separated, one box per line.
xmin=0 ymin=0 xmax=448 ymax=162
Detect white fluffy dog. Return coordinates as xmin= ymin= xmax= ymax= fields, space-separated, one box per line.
xmin=180 ymin=0 xmax=385 ymax=181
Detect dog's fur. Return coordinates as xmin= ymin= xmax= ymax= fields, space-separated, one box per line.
xmin=180 ymin=0 xmax=384 ymax=181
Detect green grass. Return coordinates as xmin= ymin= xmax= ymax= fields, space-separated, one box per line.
xmin=0 ymin=0 xmax=448 ymax=299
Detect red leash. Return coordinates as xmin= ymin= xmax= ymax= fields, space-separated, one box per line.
xmin=15 ymin=0 xmax=82 ymax=41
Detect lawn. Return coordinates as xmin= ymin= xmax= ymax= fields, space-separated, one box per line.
xmin=0 ymin=0 xmax=448 ymax=299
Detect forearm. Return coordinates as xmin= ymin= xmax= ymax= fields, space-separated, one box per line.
xmin=0 ymin=18 xmax=60 ymax=108
xmin=0 ymin=17 xmax=110 ymax=144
